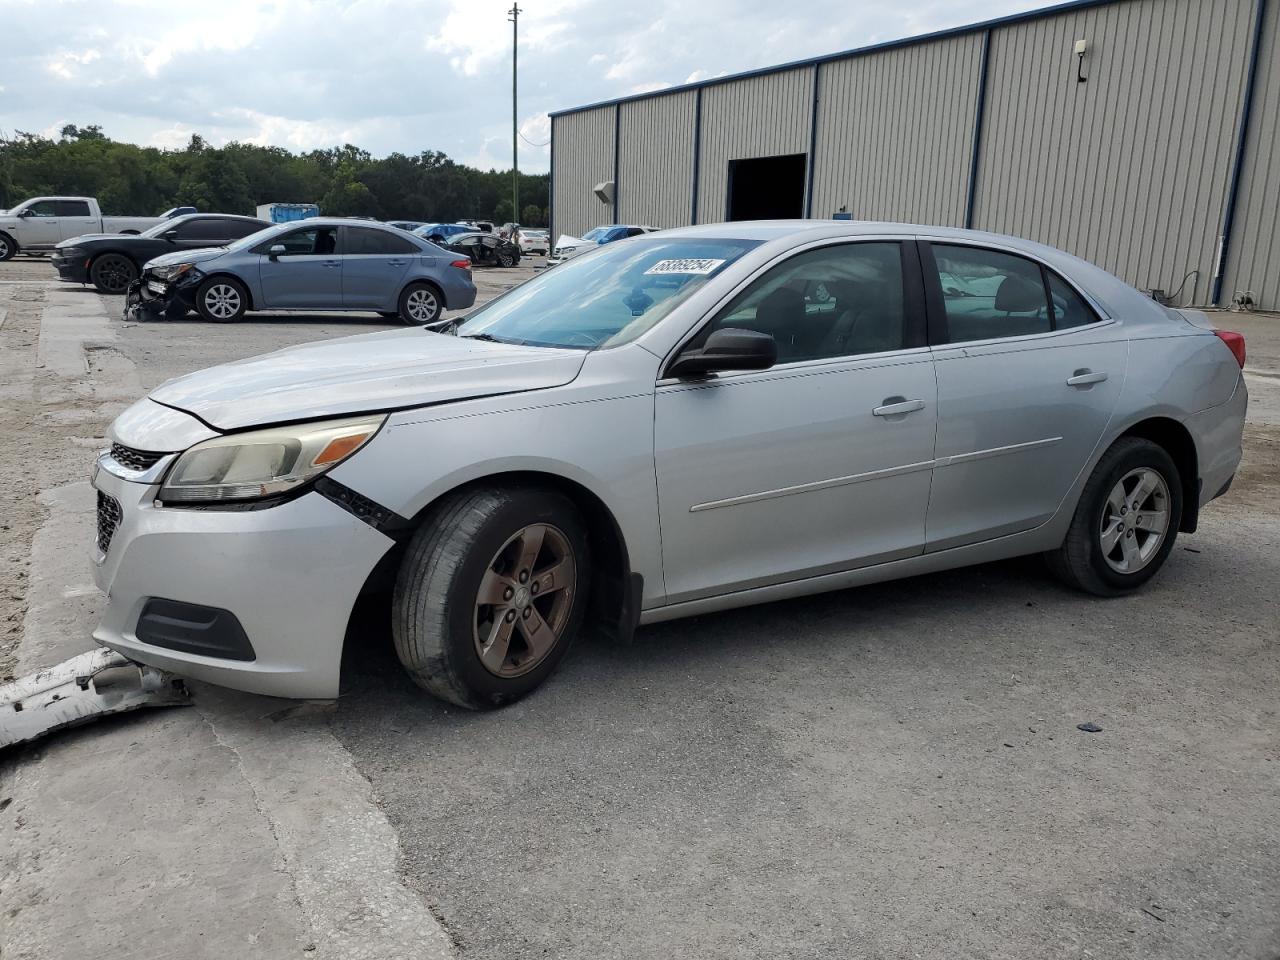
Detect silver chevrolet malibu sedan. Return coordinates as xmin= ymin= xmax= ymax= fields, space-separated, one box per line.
xmin=91 ymin=221 xmax=1248 ymax=709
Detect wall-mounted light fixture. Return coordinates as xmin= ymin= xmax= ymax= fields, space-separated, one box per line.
xmin=1075 ymin=39 xmax=1089 ymax=83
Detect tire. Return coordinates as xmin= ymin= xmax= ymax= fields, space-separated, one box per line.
xmin=194 ymin=277 xmax=248 ymax=322
xmin=1047 ymin=437 xmax=1183 ymax=596
xmin=0 ymin=233 xmax=16 ymax=262
xmin=89 ymin=254 xmax=138 ymax=294
xmin=392 ymin=486 xmax=592 ymax=710
xmin=398 ymin=282 xmax=443 ymax=325
xmin=496 ymin=250 xmax=515 ymax=268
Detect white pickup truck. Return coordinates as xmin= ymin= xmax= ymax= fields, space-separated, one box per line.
xmin=0 ymin=197 xmax=167 ymax=261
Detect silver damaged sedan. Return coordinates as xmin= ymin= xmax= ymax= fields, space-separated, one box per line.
xmin=92 ymin=221 xmax=1248 ymax=709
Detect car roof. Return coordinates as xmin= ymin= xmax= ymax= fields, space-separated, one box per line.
xmin=168 ymin=213 xmax=267 ymax=224
xmin=272 ymin=217 xmax=405 ymax=229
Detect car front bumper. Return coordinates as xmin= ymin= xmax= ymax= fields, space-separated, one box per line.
xmin=51 ymin=252 xmax=90 ymax=283
xmin=91 ymin=455 xmax=396 ymax=699
xmin=123 ymin=275 xmax=198 ymax=321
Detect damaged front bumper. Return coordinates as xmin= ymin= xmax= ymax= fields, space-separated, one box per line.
xmin=123 ymin=275 xmax=193 ymax=321
xmin=0 ymin=647 xmax=190 ymax=750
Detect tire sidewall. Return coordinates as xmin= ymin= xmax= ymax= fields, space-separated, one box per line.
xmin=398 ymin=282 xmax=443 ymax=325
xmin=195 ymin=277 xmax=248 ymax=322
xmin=0 ymin=233 xmax=15 ymax=261
xmin=90 ymin=254 xmax=138 ymax=294
xmin=1080 ymin=441 xmax=1183 ymax=591
xmin=436 ymin=490 xmax=590 ymax=707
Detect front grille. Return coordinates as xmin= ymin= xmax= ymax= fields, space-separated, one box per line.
xmin=110 ymin=442 xmax=165 ymax=472
xmin=96 ymin=491 xmax=122 ymax=554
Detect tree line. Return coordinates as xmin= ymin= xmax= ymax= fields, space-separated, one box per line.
xmin=0 ymin=125 xmax=550 ymax=226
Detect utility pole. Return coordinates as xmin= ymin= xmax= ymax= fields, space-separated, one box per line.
xmin=509 ymin=3 xmax=521 ymax=225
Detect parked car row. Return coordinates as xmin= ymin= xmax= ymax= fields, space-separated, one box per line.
xmin=548 ymin=224 xmax=658 ymax=266
xmin=0 ymin=195 xmax=193 ymax=261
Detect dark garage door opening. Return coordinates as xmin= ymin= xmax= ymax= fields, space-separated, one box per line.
xmin=726 ymin=154 xmax=807 ymax=221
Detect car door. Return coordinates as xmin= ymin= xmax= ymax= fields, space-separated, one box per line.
xmin=55 ymin=199 xmax=98 ymax=240
xmin=653 ymin=239 xmax=937 ymax=604
xmin=17 ymin=200 xmax=64 ymax=247
xmin=920 ymin=240 xmax=1127 ymax=551
xmin=340 ymin=226 xmax=416 ymax=309
xmin=256 ymin=225 xmax=343 ymax=308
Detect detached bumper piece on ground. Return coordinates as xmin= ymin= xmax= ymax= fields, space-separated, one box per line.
xmin=0 ymin=647 xmax=190 ymax=750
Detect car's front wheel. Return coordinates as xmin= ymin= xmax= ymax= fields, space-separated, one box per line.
xmin=194 ymin=277 xmax=248 ymax=322
xmin=89 ymin=254 xmax=138 ymax=294
xmin=0 ymin=233 xmax=16 ymax=262
xmin=1047 ymin=437 xmax=1183 ymax=596
xmin=497 ymin=249 xmax=516 ymax=267
xmin=398 ymin=282 xmax=443 ymax=325
xmin=392 ymin=486 xmax=591 ymax=709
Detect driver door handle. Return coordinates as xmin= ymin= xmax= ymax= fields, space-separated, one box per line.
xmin=1066 ymin=369 xmax=1108 ymax=386
xmin=872 ymin=398 xmax=926 ymax=417
xmin=323 ymin=260 xmax=341 ymax=268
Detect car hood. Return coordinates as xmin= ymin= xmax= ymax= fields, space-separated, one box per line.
xmin=57 ymin=233 xmax=146 ymax=248
xmin=149 ymin=328 xmax=589 ymax=430
xmin=144 ymin=247 xmax=229 ymax=270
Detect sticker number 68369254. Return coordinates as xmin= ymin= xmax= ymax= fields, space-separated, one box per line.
xmin=643 ymin=258 xmax=726 ymax=276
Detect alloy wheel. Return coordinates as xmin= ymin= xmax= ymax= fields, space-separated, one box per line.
xmin=1099 ymin=467 xmax=1170 ymax=574
xmin=204 ymin=283 xmax=241 ymax=320
xmin=95 ymin=257 xmax=135 ymax=293
xmin=405 ymin=288 xmax=439 ymax=323
xmin=0 ymin=237 xmax=9 ymax=259
xmin=473 ymin=523 xmax=577 ymax=678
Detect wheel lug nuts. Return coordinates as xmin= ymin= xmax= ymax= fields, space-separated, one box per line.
xmin=519 ymin=570 xmax=529 ymax=583
xmin=503 ymin=586 xmax=514 ymax=601
xmin=522 ymin=607 xmax=531 ymax=619
xmin=505 ymin=610 xmax=516 ymax=622
xmin=530 ymin=582 xmax=540 ymax=595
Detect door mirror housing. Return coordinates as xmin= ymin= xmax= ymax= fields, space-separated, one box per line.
xmin=268 ymin=244 xmax=287 ymax=260
xmin=163 ymin=228 xmax=179 ymax=239
xmin=668 ymin=327 xmax=778 ymax=379
xmin=18 ymin=208 xmax=35 ymax=218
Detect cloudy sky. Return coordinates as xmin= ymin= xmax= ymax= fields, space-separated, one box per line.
xmin=2 ymin=0 xmax=1060 ymax=172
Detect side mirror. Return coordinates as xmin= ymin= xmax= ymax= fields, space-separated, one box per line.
xmin=668 ymin=327 xmax=778 ymax=379
xmin=268 ymin=244 xmax=287 ymax=260
xmin=163 ymin=228 xmax=179 ymax=239
xmin=19 ymin=208 xmax=35 ymax=218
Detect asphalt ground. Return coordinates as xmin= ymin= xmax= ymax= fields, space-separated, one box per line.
xmin=0 ymin=254 xmax=1276 ymax=959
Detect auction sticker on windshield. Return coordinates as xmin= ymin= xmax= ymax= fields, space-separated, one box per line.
xmin=644 ymin=258 xmax=726 ymax=275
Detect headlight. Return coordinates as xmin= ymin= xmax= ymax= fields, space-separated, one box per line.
xmin=151 ymin=262 xmax=199 ymax=281
xmin=61 ymin=246 xmax=84 ymax=257
xmin=560 ymin=246 xmax=577 ymax=255
xmin=158 ymin=414 xmax=386 ymax=504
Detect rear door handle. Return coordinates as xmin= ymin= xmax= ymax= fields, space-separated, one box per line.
xmin=386 ymin=259 xmax=407 ymax=266
xmin=872 ymin=398 xmax=926 ymax=417
xmin=323 ymin=260 xmax=341 ymax=268
xmin=1066 ymin=369 xmax=1108 ymax=386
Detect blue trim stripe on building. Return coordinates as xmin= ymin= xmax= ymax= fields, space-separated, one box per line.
xmin=1213 ymin=0 xmax=1269 ymax=305
xmin=964 ymin=29 xmax=992 ymax=230
xmin=804 ymin=63 xmax=821 ymax=218
xmin=549 ymin=0 xmax=1125 ymax=119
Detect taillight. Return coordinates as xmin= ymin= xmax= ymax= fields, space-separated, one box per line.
xmin=1214 ymin=330 xmax=1246 ymax=368
xmin=449 ymin=259 xmax=472 ymax=271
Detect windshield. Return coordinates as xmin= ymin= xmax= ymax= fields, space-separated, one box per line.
xmin=456 ymin=236 xmax=761 ymax=350
xmin=580 ymin=228 xmax=608 ymax=242
xmin=227 ymin=223 xmax=288 ymax=250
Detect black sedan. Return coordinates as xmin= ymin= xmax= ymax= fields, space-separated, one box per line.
xmin=52 ymin=214 xmax=269 ymax=294
xmin=437 ymin=231 xmax=521 ymax=268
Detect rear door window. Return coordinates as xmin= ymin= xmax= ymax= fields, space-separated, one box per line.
xmin=929 ymin=244 xmax=1051 ymax=343
xmin=55 ymin=200 xmax=92 ymax=216
xmin=175 ymin=218 xmax=232 ymax=243
xmin=345 ymin=227 xmax=418 ymax=255
xmin=1046 ymin=270 xmax=1099 ymax=329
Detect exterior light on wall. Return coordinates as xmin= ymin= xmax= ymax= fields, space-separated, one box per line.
xmin=1075 ymin=39 xmax=1089 ymax=83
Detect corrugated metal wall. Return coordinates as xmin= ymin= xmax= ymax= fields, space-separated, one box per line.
xmin=695 ymin=68 xmax=814 ymax=224
xmin=1222 ymin=0 xmax=1280 ymax=310
xmin=550 ymin=105 xmax=616 ymax=240
xmin=810 ymin=34 xmax=984 ymax=225
xmin=618 ymin=91 xmax=697 ymax=229
xmin=972 ymin=0 xmax=1256 ymax=306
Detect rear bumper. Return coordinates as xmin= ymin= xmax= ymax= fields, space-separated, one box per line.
xmin=91 ymin=457 xmax=396 ymax=699
xmin=1188 ymin=375 xmax=1248 ymax=510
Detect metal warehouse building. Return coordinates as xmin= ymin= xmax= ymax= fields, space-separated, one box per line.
xmin=549 ymin=0 xmax=1280 ymax=310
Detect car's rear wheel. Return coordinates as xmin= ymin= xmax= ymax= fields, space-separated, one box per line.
xmin=1047 ymin=437 xmax=1182 ymax=596
xmin=497 ymin=249 xmax=516 ymax=267
xmin=398 ymin=282 xmax=443 ymax=325
xmin=89 ymin=254 xmax=138 ymax=294
xmin=0 ymin=233 xmax=16 ymax=262
xmin=392 ymin=486 xmax=591 ymax=710
xmin=195 ymin=277 xmax=248 ymax=322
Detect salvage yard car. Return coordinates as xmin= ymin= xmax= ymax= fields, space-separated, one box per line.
xmin=53 ymin=213 xmax=269 ymax=293
xmin=548 ymin=223 xmax=658 ymax=265
xmin=91 ymin=221 xmax=1247 ymax=711
xmin=124 ymin=217 xmax=476 ymax=324
xmin=438 ymin=230 xmax=522 ymax=267
xmin=0 ymin=196 xmax=169 ymax=260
